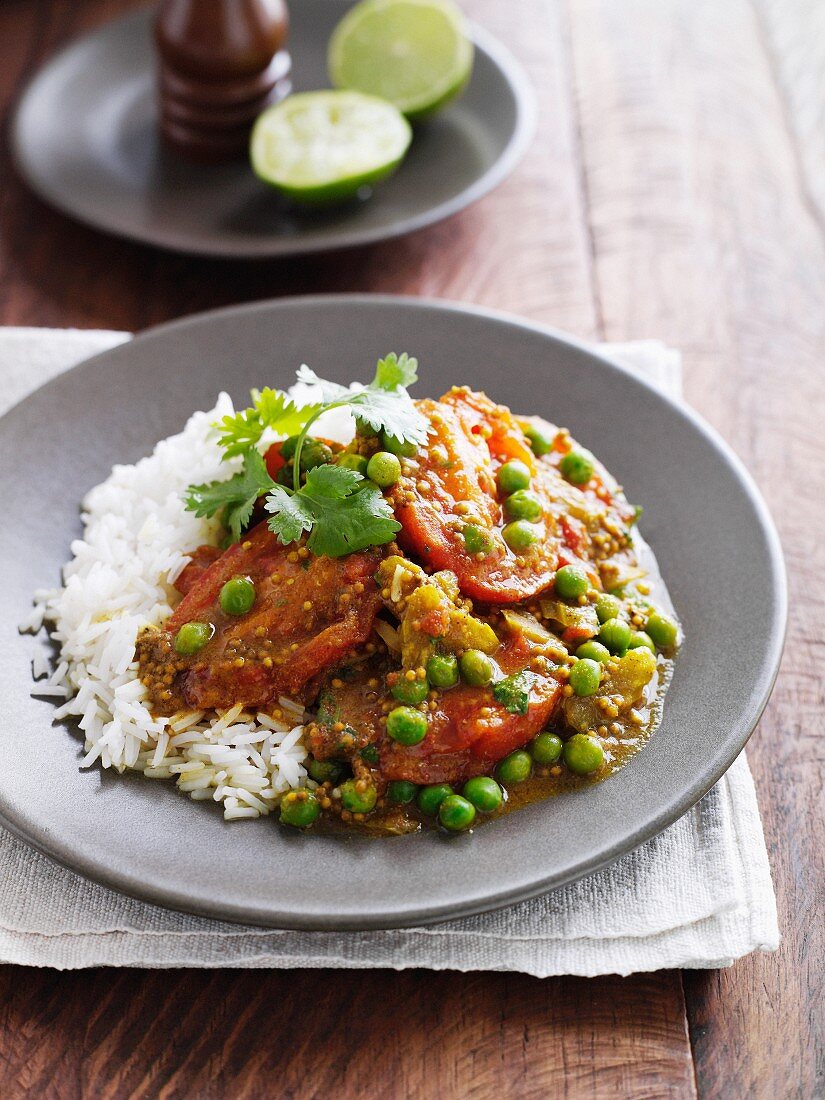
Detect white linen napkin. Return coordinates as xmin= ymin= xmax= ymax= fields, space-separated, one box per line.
xmin=1 ymin=326 xmax=779 ymax=974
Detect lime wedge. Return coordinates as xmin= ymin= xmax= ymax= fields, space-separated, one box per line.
xmin=328 ymin=0 xmax=474 ymax=120
xmin=250 ymin=91 xmax=412 ymax=205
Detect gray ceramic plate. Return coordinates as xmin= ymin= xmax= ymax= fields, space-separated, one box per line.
xmin=11 ymin=4 xmax=535 ymax=259
xmin=0 ymin=297 xmax=785 ymax=929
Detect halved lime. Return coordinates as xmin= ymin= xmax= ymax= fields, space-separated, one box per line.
xmin=250 ymin=91 xmax=412 ymax=205
xmin=328 ymin=0 xmax=474 ymax=120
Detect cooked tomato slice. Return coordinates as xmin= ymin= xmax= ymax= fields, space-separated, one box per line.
xmin=381 ymin=636 xmax=562 ymax=783
xmin=394 ymin=391 xmax=559 ymax=603
xmin=527 ymin=423 xmax=637 ymax=585
xmin=523 ymin=413 xmax=637 ymax=526
xmin=310 ymin=637 xmax=563 ymax=785
xmin=173 ymin=544 xmax=223 ymax=597
xmin=138 ymin=522 xmax=382 ymax=713
xmin=264 ymin=441 xmax=286 ymax=480
xmin=440 ymin=387 xmax=536 ymax=468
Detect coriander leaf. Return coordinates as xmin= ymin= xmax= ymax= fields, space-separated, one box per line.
xmin=294 ymin=365 xmax=353 ymax=404
xmin=215 ymin=389 xmax=321 ymax=458
xmin=214 ymin=408 xmax=266 ymax=459
xmin=492 ymin=671 xmax=542 ymax=715
xmin=265 ymin=463 xmax=401 ymax=557
xmin=295 ymin=358 xmax=429 ymax=446
xmin=184 ymin=448 xmax=275 ymax=542
xmin=310 ymin=479 xmax=400 ymax=554
xmin=300 ymin=462 xmax=363 ymax=496
xmin=264 ymin=485 xmax=314 ymax=544
xmin=349 ymin=388 xmax=429 ymax=445
xmin=373 ymin=352 xmax=418 ymax=391
xmin=307 ymin=482 xmax=400 ymax=557
xmin=253 ymin=387 xmax=321 ymax=435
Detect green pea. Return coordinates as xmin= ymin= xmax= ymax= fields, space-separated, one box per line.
xmin=595 ymin=593 xmax=623 ymax=623
xmin=462 ymin=776 xmax=504 ymax=813
xmin=523 ymin=424 xmax=554 ymax=456
xmin=387 ymin=780 xmax=418 ymax=804
xmin=366 ymin=450 xmax=402 ymax=487
xmin=555 ymin=564 xmax=589 ymax=600
xmin=339 ymin=779 xmax=378 ymax=814
xmin=496 ymin=750 xmax=532 ymax=785
xmin=459 ymin=649 xmax=493 ymax=687
xmin=279 ymin=791 xmax=321 ymax=828
xmin=302 ymin=440 xmax=334 ymax=473
xmin=503 ymin=489 xmax=543 ymax=522
xmin=381 ymin=431 xmax=418 ymax=457
xmin=386 ymin=706 xmax=428 ymax=745
xmin=502 ymin=520 xmax=539 ymax=552
xmin=417 ymin=784 xmax=453 ymax=815
xmin=598 ymin=617 xmax=632 ymax=655
xmin=646 ymin=611 xmax=679 ymax=649
xmin=563 ymin=733 xmax=605 ymax=776
xmin=628 ymin=631 xmax=656 ymax=653
xmin=569 ymin=658 xmax=602 ymax=697
xmin=173 ymin=621 xmax=213 ymax=656
xmin=335 ymin=452 xmax=369 ymax=476
xmin=390 ymin=676 xmax=429 ymax=705
xmin=426 ymin=653 xmax=459 ymax=690
xmin=497 ymin=460 xmax=531 ymax=494
xmin=530 ymin=731 xmax=563 ymax=765
xmin=463 ymin=524 xmax=494 ymax=556
xmin=439 ymin=794 xmax=477 ymax=831
xmin=306 ymin=757 xmax=346 ymax=785
xmin=279 ymin=435 xmax=301 ymax=461
xmin=219 ymin=575 xmax=256 ymax=616
xmin=559 ymin=449 xmax=595 ymax=485
xmin=576 ymin=640 xmax=611 ymax=663
xmin=355 ymin=418 xmax=380 ymax=438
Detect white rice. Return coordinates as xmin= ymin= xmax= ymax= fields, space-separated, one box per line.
xmin=22 ymin=388 xmax=356 ymax=821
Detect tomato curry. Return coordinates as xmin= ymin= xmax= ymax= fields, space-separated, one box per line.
xmin=137 ymin=385 xmax=680 ymax=834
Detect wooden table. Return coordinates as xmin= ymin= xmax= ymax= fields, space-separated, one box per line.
xmin=0 ymin=1 xmax=822 ymax=1096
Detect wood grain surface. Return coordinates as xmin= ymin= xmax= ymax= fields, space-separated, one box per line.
xmin=0 ymin=0 xmax=822 ymax=1097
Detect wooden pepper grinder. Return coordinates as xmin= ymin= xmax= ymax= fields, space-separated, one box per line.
xmin=155 ymin=0 xmax=291 ymax=163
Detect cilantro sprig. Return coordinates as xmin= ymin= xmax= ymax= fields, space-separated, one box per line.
xmin=184 ymin=448 xmax=275 ymax=543
xmin=265 ymin=464 xmax=400 ymax=557
xmin=287 ymin=353 xmax=427 ymax=493
xmin=214 ymin=388 xmax=323 ymax=458
xmin=183 ymin=354 xmax=427 ymax=557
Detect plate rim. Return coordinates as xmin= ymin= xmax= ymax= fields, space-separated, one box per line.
xmin=0 ymin=294 xmax=788 ymax=929
xmin=10 ymin=8 xmax=538 ymax=260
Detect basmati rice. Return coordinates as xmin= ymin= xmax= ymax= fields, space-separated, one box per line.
xmin=22 ymin=390 xmax=353 ymax=821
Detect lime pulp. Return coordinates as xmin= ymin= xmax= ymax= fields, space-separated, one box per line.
xmin=250 ymin=90 xmax=412 ymax=205
xmin=328 ymin=0 xmax=474 ymax=120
